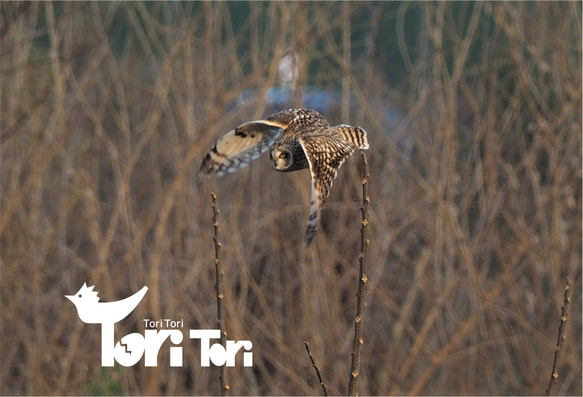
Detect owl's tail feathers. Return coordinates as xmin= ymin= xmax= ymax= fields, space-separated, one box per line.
xmin=336 ymin=125 xmax=369 ymax=150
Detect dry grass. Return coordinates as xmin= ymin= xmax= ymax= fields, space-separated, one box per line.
xmin=1 ymin=2 xmax=581 ymax=395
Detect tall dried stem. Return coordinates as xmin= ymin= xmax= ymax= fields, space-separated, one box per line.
xmin=211 ymin=192 xmax=229 ymax=395
xmin=348 ymin=151 xmax=370 ymax=396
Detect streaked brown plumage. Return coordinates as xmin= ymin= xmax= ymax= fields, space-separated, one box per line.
xmin=200 ymin=108 xmax=369 ymax=245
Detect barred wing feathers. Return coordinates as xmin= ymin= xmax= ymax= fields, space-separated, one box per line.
xmin=200 ymin=121 xmax=284 ymax=176
xmin=298 ymin=134 xmax=359 ymax=245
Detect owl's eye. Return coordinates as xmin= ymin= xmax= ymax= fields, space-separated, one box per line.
xmin=279 ymin=152 xmax=288 ymax=159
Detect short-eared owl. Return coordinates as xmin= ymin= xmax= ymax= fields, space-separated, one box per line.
xmin=200 ymin=108 xmax=369 ymax=245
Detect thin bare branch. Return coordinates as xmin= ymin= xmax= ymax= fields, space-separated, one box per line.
xmin=304 ymin=341 xmax=328 ymax=396
xmin=546 ymin=277 xmax=572 ymax=396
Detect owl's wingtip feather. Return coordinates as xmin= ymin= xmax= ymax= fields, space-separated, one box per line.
xmin=199 ymin=155 xmax=218 ymax=176
xmin=355 ymin=126 xmax=369 ymax=150
xmin=304 ymin=196 xmax=320 ymax=246
xmin=304 ymin=227 xmax=317 ymax=246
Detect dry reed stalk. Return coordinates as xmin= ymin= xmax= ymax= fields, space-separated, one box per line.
xmin=348 ymin=151 xmax=370 ymax=396
xmin=211 ymin=192 xmax=229 ymax=395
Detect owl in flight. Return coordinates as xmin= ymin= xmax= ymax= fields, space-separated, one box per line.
xmin=200 ymin=108 xmax=369 ymax=245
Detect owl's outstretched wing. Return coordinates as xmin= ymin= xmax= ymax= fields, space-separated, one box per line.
xmin=298 ymin=135 xmax=358 ymax=245
xmin=200 ymin=120 xmax=285 ymax=176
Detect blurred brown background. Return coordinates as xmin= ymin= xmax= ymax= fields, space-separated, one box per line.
xmin=1 ymin=2 xmax=581 ymax=395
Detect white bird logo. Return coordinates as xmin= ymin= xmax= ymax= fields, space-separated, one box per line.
xmin=65 ymin=283 xmax=148 ymax=324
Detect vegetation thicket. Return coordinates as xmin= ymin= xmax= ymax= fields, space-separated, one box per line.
xmin=1 ymin=2 xmax=581 ymax=395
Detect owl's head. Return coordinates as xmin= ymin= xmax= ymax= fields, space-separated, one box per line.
xmin=270 ymin=146 xmax=294 ymax=171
